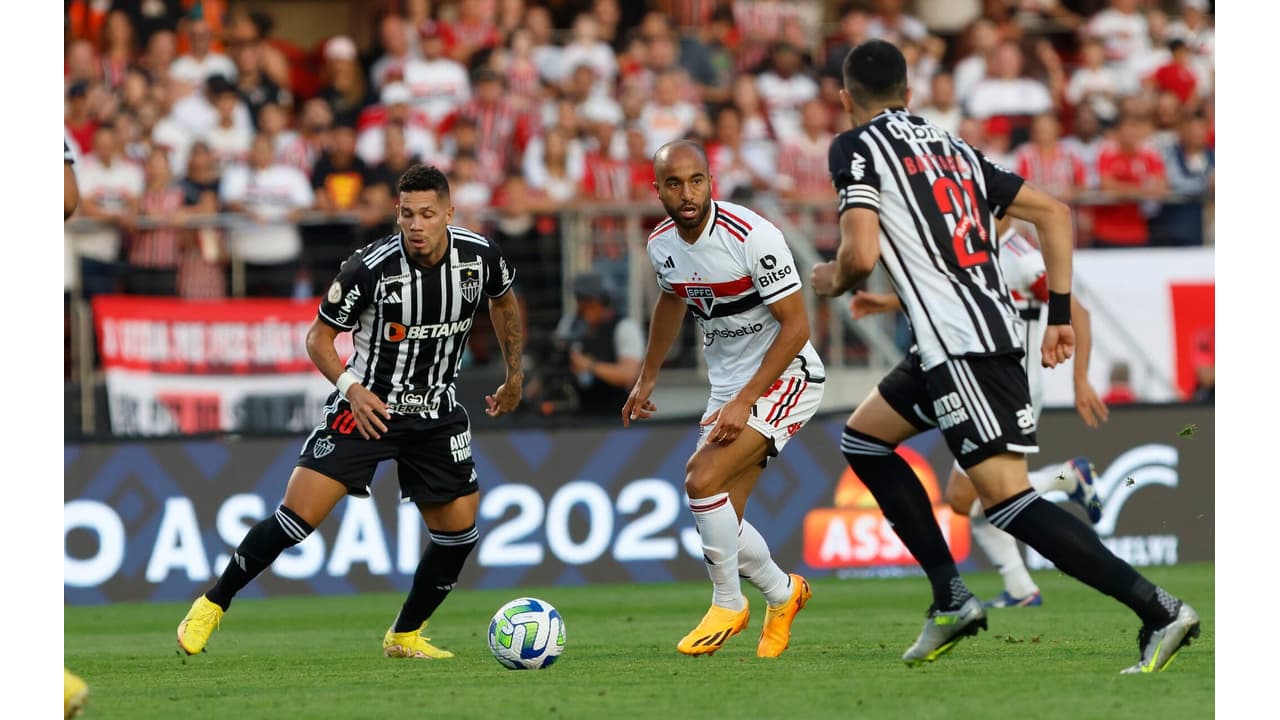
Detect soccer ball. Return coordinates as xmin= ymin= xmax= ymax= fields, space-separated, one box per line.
xmin=487 ymin=597 xmax=566 ymax=670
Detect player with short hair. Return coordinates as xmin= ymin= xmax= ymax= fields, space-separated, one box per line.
xmin=177 ymin=164 xmax=525 ymax=659
xmin=851 ymin=215 xmax=1110 ymax=608
xmin=811 ymin=40 xmax=1198 ymax=673
xmin=623 ymin=140 xmax=823 ymax=658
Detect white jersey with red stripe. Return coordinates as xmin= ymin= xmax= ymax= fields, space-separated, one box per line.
xmin=999 ymin=228 xmax=1048 ymax=415
xmin=647 ymin=200 xmax=825 ymax=403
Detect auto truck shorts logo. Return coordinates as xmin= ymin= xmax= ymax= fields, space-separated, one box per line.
xmin=312 ymin=435 xmax=335 ymax=458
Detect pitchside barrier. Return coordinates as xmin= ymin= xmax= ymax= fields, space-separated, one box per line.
xmin=64 ymin=404 xmax=1213 ymax=605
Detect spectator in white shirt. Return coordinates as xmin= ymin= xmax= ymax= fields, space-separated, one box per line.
xmin=67 ymin=122 xmax=144 ymax=298
xmin=708 ymin=105 xmax=774 ymax=201
xmin=756 ymin=42 xmax=819 ymax=144
xmin=1066 ymin=38 xmax=1123 ymax=124
xmin=638 ymin=68 xmax=701 ymax=156
xmin=1167 ymin=0 xmax=1214 ymax=66
xmin=1084 ymin=0 xmax=1151 ymax=76
xmin=370 ymin=13 xmax=422 ymax=90
xmin=867 ymin=0 xmax=930 ymax=44
xmin=558 ymin=14 xmax=618 ymax=94
xmin=403 ymin=22 xmax=471 ymax=132
xmin=170 ymin=18 xmax=237 ymax=86
xmin=964 ymin=41 xmax=1054 ymax=124
xmin=952 ymin=17 xmax=1000 ymax=104
xmin=526 ymin=5 xmax=563 ymax=85
xmin=356 ymin=82 xmax=440 ymax=166
xmin=523 ymin=126 xmax=585 ymax=204
xmin=202 ymin=77 xmax=253 ymax=171
xmin=916 ymin=71 xmax=962 ymax=136
xmin=219 ymin=135 xmax=314 ymax=297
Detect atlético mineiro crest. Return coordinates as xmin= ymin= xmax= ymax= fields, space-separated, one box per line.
xmin=458 ymin=265 xmax=481 ymax=303
xmin=686 ymin=286 xmax=715 ymax=315
xmin=313 ymin=435 xmax=335 ymax=459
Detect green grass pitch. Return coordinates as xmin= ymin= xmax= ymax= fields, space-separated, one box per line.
xmin=65 ymin=563 xmax=1212 ymax=719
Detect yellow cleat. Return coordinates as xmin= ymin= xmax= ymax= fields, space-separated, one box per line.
xmin=757 ymin=574 xmax=813 ymax=658
xmin=677 ymin=604 xmax=750 ymax=656
xmin=177 ymin=595 xmax=224 ymax=655
xmin=64 ymin=668 xmax=89 ymax=719
xmin=383 ymin=621 xmax=454 ymax=659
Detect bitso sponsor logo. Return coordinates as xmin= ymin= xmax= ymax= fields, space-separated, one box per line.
xmin=758 ymin=264 xmax=793 ymax=287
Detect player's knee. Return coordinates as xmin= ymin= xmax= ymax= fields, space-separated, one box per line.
xmin=840 ymin=426 xmax=897 ymax=468
xmin=275 ymin=504 xmax=316 ymax=545
xmin=945 ymin=469 xmax=977 ymax=515
xmin=683 ymin=456 xmax=725 ymax=499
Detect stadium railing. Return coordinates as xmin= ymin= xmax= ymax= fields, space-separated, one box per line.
xmin=63 ymin=192 xmax=1211 ymax=439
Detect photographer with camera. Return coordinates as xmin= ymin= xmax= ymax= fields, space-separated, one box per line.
xmin=548 ymin=272 xmax=644 ymax=415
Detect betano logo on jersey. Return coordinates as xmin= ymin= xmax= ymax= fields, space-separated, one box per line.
xmin=383 ymin=318 xmax=473 ymax=342
xmin=802 ymin=446 xmax=970 ymax=568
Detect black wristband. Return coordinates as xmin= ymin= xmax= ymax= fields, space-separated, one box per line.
xmin=1047 ymin=291 xmax=1071 ymax=325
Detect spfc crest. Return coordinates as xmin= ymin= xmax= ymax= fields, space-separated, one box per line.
xmin=458 ymin=265 xmax=481 ymax=303
xmin=686 ymin=286 xmax=715 ymax=315
xmin=312 ymin=435 xmax=335 ymax=459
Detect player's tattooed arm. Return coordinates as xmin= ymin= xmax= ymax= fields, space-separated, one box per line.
xmin=486 ymin=289 xmax=524 ymax=417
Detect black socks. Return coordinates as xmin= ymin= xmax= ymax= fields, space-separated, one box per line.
xmin=842 ymin=427 xmax=972 ymax=610
xmin=988 ymin=489 xmax=1177 ymax=627
xmin=392 ymin=525 xmax=480 ymax=633
xmin=206 ymin=505 xmax=314 ymax=611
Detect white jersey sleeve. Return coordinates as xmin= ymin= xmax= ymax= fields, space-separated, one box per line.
xmin=744 ymin=222 xmax=803 ymax=306
xmin=999 ymin=231 xmax=1048 ymax=305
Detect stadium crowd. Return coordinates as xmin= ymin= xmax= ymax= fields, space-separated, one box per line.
xmin=63 ymin=0 xmax=1214 ymax=379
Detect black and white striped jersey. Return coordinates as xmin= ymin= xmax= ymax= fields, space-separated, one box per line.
xmin=829 ymin=108 xmax=1026 ymax=370
xmin=317 ymin=226 xmax=515 ymax=416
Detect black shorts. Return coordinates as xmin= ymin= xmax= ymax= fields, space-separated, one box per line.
xmin=878 ymin=351 xmax=1039 ymax=469
xmin=295 ymin=393 xmax=478 ymax=505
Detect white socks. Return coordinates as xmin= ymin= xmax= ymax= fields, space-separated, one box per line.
xmin=737 ymin=520 xmax=793 ymax=607
xmin=689 ymin=493 xmax=745 ymax=611
xmin=1029 ymin=464 xmax=1076 ymax=495
xmin=969 ymin=499 xmax=1039 ymax=598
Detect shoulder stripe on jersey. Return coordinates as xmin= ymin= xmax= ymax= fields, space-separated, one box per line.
xmin=716 ymin=208 xmax=750 ymax=238
xmin=318 ymin=307 xmax=355 ymax=329
xmin=759 ymin=281 xmax=799 ymax=301
xmin=717 ymin=206 xmax=753 ymax=231
xmin=648 ymin=218 xmax=675 ymax=240
xmin=670 ymin=275 xmax=754 ymax=298
xmin=362 ymin=237 xmax=402 ymax=268
xmin=715 ymin=218 xmax=745 ymax=243
xmin=450 ymin=227 xmax=489 ymax=247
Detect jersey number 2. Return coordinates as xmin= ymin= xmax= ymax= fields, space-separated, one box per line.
xmin=931 ymin=177 xmax=989 ymax=269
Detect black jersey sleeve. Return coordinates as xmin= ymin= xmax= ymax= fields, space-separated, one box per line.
xmin=482 ymin=236 xmax=516 ymax=298
xmin=317 ymin=249 xmax=376 ymax=330
xmin=828 ymin=130 xmax=881 ymax=216
xmin=973 ymin=148 xmax=1025 ymax=219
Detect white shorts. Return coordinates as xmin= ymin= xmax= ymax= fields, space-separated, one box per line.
xmin=699 ymin=373 xmax=825 ymax=456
